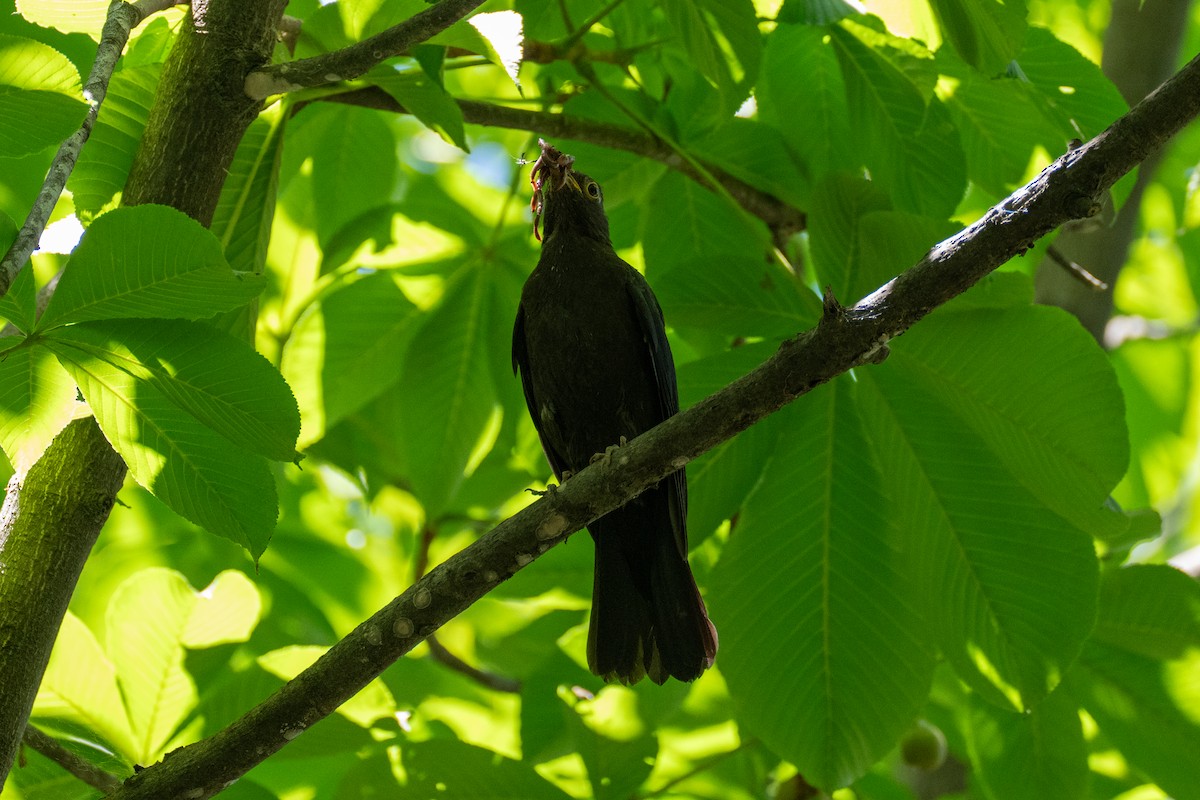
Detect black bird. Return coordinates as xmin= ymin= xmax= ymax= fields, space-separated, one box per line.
xmin=511 ymin=141 xmax=718 ymax=685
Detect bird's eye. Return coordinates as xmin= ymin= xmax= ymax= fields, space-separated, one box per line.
xmin=585 ymin=180 xmax=601 ymax=200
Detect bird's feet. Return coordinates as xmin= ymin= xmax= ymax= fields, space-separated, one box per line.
xmin=590 ymin=436 xmax=629 ymax=464
xmin=525 ymin=470 xmax=574 ymax=497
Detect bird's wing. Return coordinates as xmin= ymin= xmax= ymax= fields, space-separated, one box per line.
xmin=624 ymin=269 xmax=690 ymax=558
xmin=512 ymin=302 xmax=572 ymax=480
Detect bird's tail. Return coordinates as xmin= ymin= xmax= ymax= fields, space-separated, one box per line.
xmin=587 ymin=514 xmax=717 ymax=685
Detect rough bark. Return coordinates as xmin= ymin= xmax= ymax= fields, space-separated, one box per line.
xmin=0 ymin=419 xmax=126 ymax=781
xmin=1034 ymin=0 xmax=1193 ymax=340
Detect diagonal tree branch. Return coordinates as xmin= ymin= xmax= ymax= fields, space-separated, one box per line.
xmin=20 ymin=725 xmax=123 ymax=794
xmin=108 ymin=47 xmax=1200 ymax=800
xmin=0 ymin=0 xmax=176 ymax=300
xmin=244 ymin=0 xmax=488 ymax=100
xmin=320 ymin=88 xmax=808 ymax=238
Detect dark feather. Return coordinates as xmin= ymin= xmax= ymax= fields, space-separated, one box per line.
xmin=512 ymin=144 xmax=717 ymax=684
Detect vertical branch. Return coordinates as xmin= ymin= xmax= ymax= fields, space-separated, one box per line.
xmin=0 ymin=0 xmax=174 ymax=298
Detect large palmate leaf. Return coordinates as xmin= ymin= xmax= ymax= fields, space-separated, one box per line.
xmin=49 ymin=318 xmax=300 ymax=462
xmin=394 ymin=263 xmax=503 ymax=513
xmin=757 ymin=23 xmax=856 ymax=182
xmin=712 ymin=378 xmax=935 ymax=791
xmin=858 ymin=295 xmax=1121 ymax=711
xmin=106 ymin=569 xmax=261 ymax=763
xmin=44 ymin=319 xmax=285 ymax=555
xmin=38 ymin=204 xmax=265 ymax=330
xmin=282 ymin=270 xmax=421 ymax=448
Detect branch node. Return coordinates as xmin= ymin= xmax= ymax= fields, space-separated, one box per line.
xmin=536 ymin=512 xmax=570 ymax=540
xmin=820 ymin=286 xmax=845 ymax=321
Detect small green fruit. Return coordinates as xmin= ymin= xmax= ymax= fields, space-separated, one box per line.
xmin=899 ymin=719 xmax=948 ymax=771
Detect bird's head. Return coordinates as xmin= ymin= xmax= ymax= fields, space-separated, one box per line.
xmin=530 ymin=139 xmax=610 ymax=244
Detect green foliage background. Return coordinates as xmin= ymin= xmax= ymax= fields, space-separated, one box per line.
xmin=2 ymin=0 xmax=1199 ymax=798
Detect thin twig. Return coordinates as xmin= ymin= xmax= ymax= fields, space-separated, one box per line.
xmin=0 ymin=0 xmax=175 ymax=299
xmin=427 ymin=636 xmax=522 ymax=693
xmin=244 ymin=0 xmax=487 ymax=100
xmin=1046 ymin=245 xmax=1109 ymax=290
xmin=559 ymin=0 xmax=630 ymax=50
xmin=20 ymin=725 xmax=123 ymax=794
xmin=316 ymin=88 xmax=807 ymax=237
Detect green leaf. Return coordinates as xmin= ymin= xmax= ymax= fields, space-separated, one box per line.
xmin=208 ymin=102 xmax=286 ymax=340
xmin=859 ymin=304 xmax=1112 ymax=710
xmin=396 ymin=264 xmax=502 ymax=513
xmin=68 ymin=64 xmax=161 ymax=222
xmin=831 ymin=22 xmax=927 ymax=138
xmin=830 ymin=24 xmax=965 ymax=215
xmin=658 ymin=0 xmax=760 ymax=116
xmin=655 ymin=253 xmax=819 ymax=338
xmin=903 ymin=303 xmax=1128 ymax=530
xmin=641 ymin=171 xmax=767 ymax=276
xmin=0 ymin=33 xmax=87 ymax=158
xmin=697 ymin=0 xmax=762 ymax=87
xmin=929 ymin=0 xmax=1027 ymax=75
xmin=807 ymin=172 xmax=891 ymax=295
xmin=106 ymin=568 xmax=260 ymax=763
xmin=942 ymin=66 xmax=1059 ymax=195
xmin=758 ymin=24 xmax=856 ymax=181
xmin=300 ymin=104 xmax=398 ymax=249
xmin=44 ymin=331 xmax=279 ymax=554
xmin=0 ymin=340 xmax=79 ymax=473
xmin=961 ymin=688 xmax=1088 ymax=800
xmin=853 ymin=211 xmax=961 ymax=300
xmin=33 ymin=612 xmax=137 ymax=761
xmin=1091 ymin=564 xmax=1200 ymax=661
xmin=712 ymin=378 xmax=935 ymax=791
xmin=662 ymin=0 xmax=730 ymax=96
xmin=568 ymin=688 xmax=658 ymax=800
xmin=888 ymin=98 xmax=968 ymax=216
xmin=282 ymin=271 xmax=420 ymax=448
xmin=401 ymin=739 xmax=573 ymax=799
xmin=0 ymin=219 xmax=39 ymax=332
xmin=369 ymin=65 xmax=468 ymax=151
xmin=16 ymin=0 xmax=109 ymax=37
xmin=38 ymin=205 xmax=266 ymax=330
xmin=678 ymin=343 xmax=782 ymax=542
xmin=780 ymin=0 xmax=868 ymax=25
xmin=691 ymin=117 xmax=812 ymax=210
xmin=1067 ymin=566 xmax=1200 ymax=800
xmin=1016 ymin=27 xmax=1128 ymax=141
xmin=48 ymin=318 xmax=301 ymax=462
xmin=465 ymin=10 xmax=524 ymax=90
